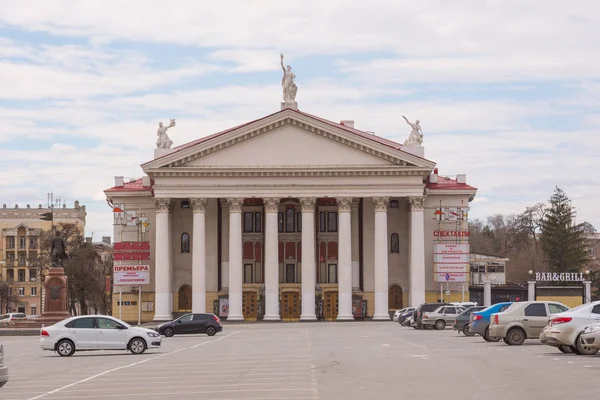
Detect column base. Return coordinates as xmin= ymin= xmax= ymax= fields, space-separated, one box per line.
xmin=300 ymin=315 xmax=317 ymax=321
xmin=153 ymin=314 xmax=173 ymax=322
xmin=372 ymin=314 xmax=391 ymax=321
xmin=226 ymin=315 xmax=245 ymax=322
xmin=263 ymin=315 xmax=281 ymax=321
xmin=336 ymin=315 xmax=355 ymax=321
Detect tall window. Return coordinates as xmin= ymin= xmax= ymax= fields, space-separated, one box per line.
xmin=19 ymin=253 xmax=26 ymax=266
xmin=286 ymin=209 xmax=295 ymax=232
xmin=243 ymin=212 xmax=253 ymax=232
xmin=328 ymin=264 xmax=338 ymax=283
xmin=181 ymin=233 xmax=190 ymax=253
xmin=18 ymin=270 xmax=25 ymax=282
xmin=29 ymin=237 xmax=37 ymax=248
xmin=18 ymin=287 xmax=25 ymax=296
xmin=243 ymin=263 xmax=253 ymax=283
xmin=390 ymin=233 xmax=400 ymax=253
xmin=8 ymin=237 xmax=15 ymax=249
xmin=319 ymin=212 xmax=327 ymax=232
xmin=296 ymin=212 xmax=302 ymax=232
xmin=31 ymin=287 xmax=37 ymax=296
xmin=278 ymin=212 xmax=284 ymax=232
xmin=29 ymin=269 xmax=37 ymax=281
xmin=327 ymin=212 xmax=337 ymax=232
xmin=254 ymin=212 xmax=262 ymax=233
xmin=19 ymin=237 xmax=26 ymax=249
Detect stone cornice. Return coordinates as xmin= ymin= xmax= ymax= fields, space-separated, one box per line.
xmin=0 ymin=209 xmax=86 ymax=221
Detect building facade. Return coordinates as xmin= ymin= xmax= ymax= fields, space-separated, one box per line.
xmin=0 ymin=202 xmax=86 ymax=315
xmin=106 ymin=104 xmax=477 ymax=322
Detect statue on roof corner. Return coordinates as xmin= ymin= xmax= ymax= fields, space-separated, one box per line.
xmin=156 ymin=118 xmax=176 ymax=149
xmin=280 ymin=54 xmax=298 ymax=102
xmin=402 ymin=115 xmax=423 ymax=147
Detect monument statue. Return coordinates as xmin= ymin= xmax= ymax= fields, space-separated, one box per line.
xmin=402 ymin=115 xmax=423 ymax=146
xmin=156 ymin=118 xmax=176 ymax=149
xmin=50 ymin=230 xmax=68 ymax=268
xmin=280 ymin=54 xmax=298 ymax=102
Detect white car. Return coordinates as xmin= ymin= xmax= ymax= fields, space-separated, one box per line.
xmin=393 ymin=308 xmax=411 ymax=322
xmin=543 ymin=301 xmax=600 ymax=355
xmin=40 ymin=315 xmax=162 ymax=357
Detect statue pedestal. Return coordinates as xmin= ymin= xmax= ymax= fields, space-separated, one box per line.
xmin=401 ymin=145 xmax=424 ymax=158
xmin=39 ymin=267 xmax=70 ymax=325
xmin=154 ymin=148 xmax=175 ymax=159
xmin=281 ymin=101 xmax=298 ymax=111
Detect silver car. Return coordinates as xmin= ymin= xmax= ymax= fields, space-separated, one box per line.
xmin=421 ymin=305 xmax=466 ymax=330
xmin=581 ymin=323 xmax=600 ymax=350
xmin=0 ymin=342 xmax=8 ymax=387
xmin=489 ymin=301 xmax=569 ymax=345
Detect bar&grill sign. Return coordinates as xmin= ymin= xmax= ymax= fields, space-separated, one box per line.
xmin=114 ymin=265 xmax=150 ymax=285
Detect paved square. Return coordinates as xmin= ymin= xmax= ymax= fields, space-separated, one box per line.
xmin=2 ymin=322 xmax=600 ymax=400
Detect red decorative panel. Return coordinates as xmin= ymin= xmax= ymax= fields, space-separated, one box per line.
xmin=279 ymin=242 xmax=284 ymax=262
xmin=286 ymin=242 xmax=296 ymax=259
xmin=244 ymin=198 xmax=264 ymax=206
xmin=317 ymin=198 xmax=337 ymax=206
xmin=255 ymin=242 xmax=262 ymax=262
xmin=243 ymin=242 xmax=254 ymax=259
xmin=328 ymin=242 xmax=338 ymax=260
xmin=297 ymin=242 xmax=302 ymax=262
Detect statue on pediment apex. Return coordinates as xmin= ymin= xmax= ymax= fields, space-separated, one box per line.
xmin=402 ymin=115 xmax=423 ymax=147
xmin=281 ymin=54 xmax=298 ymax=102
xmin=156 ymin=118 xmax=176 ymax=149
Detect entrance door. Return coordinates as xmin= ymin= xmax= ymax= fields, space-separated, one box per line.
xmin=324 ymin=291 xmax=338 ymax=321
xmin=388 ymin=285 xmax=403 ymax=310
xmin=242 ymin=291 xmax=258 ymax=321
xmin=178 ymin=284 xmax=192 ymax=312
xmin=281 ymin=292 xmax=300 ymax=321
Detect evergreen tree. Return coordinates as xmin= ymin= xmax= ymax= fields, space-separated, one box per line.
xmin=540 ymin=187 xmax=589 ymax=273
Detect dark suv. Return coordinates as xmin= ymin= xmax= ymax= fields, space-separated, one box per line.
xmin=155 ymin=313 xmax=223 ymax=337
xmin=413 ymin=303 xmax=451 ymax=329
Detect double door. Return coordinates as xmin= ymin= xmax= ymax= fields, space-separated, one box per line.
xmin=281 ymin=291 xmax=300 ymax=321
xmin=243 ymin=291 xmax=258 ymax=321
xmin=324 ymin=291 xmax=338 ymax=321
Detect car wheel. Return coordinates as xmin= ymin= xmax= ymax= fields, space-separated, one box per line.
xmin=434 ymin=320 xmax=446 ymax=330
xmin=129 ymin=338 xmax=147 ymax=355
xmin=503 ymin=337 xmax=509 ymax=344
xmin=506 ymin=328 xmax=526 ymax=346
xmin=56 ymin=339 xmax=75 ymax=357
xmin=483 ymin=327 xmax=501 ymax=342
xmin=163 ymin=327 xmax=174 ymax=337
xmin=463 ymin=324 xmax=475 ymax=337
xmin=558 ymin=345 xmax=573 ymax=354
xmin=575 ymin=333 xmax=599 ymax=356
xmin=206 ymin=326 xmax=217 ymax=336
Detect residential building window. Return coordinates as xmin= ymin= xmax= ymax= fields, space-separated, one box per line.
xmin=181 ymin=200 xmax=190 ymax=208
xmin=278 ymin=212 xmax=284 ymax=232
xmin=19 ymin=253 xmax=26 ymax=266
xmin=8 ymin=237 xmax=15 ymax=249
xmin=254 ymin=212 xmax=262 ymax=233
xmin=296 ymin=212 xmax=302 ymax=232
xmin=181 ymin=233 xmax=190 ymax=253
xmin=328 ymin=264 xmax=338 ymax=284
xmin=390 ymin=233 xmax=400 ymax=253
xmin=286 ymin=209 xmax=295 ymax=232
xmin=31 ymin=287 xmax=37 ymax=296
xmin=31 ymin=306 xmax=37 ymax=315
xmin=243 ymin=212 xmax=254 ymax=232
xmin=327 ymin=212 xmax=337 ymax=232
xmin=18 ymin=269 xmax=25 ymax=282
xmin=7 ymin=253 xmax=15 ymax=264
xmin=319 ymin=212 xmax=327 ymax=232
xmin=17 ymin=306 xmax=25 ymax=313
xmin=29 ymin=237 xmax=37 ymax=248
xmin=18 ymin=287 xmax=25 ymax=296
xmin=19 ymin=236 xmax=26 ymax=249
xmin=7 ymin=269 xmax=14 ymax=281
xmin=29 ymin=269 xmax=37 ymax=281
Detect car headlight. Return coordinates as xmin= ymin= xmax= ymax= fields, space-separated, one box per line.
xmin=147 ymin=332 xmax=160 ymax=338
xmin=585 ymin=325 xmax=600 ymax=334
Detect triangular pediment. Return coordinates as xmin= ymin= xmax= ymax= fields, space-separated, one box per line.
xmin=142 ymin=109 xmax=435 ymax=172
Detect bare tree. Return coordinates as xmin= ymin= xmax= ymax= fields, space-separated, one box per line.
xmin=0 ymin=281 xmax=19 ymax=313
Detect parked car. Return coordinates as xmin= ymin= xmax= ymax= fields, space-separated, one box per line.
xmin=543 ymin=301 xmax=600 ymax=355
xmin=422 ymin=305 xmax=466 ymax=330
xmin=0 ymin=342 xmax=8 ymax=387
xmin=393 ymin=308 xmax=411 ymax=322
xmin=155 ymin=313 xmax=223 ymax=337
xmin=470 ymin=302 xmax=513 ymax=342
xmin=0 ymin=313 xmax=27 ymax=327
xmin=40 ymin=315 xmax=162 ymax=357
xmin=489 ymin=301 xmax=569 ymax=345
xmin=581 ymin=323 xmax=600 ymax=350
xmin=454 ymin=306 xmax=486 ymax=336
xmin=413 ymin=303 xmax=451 ymax=329
xmin=397 ymin=308 xmax=416 ymax=325
xmin=450 ymin=302 xmax=478 ymax=309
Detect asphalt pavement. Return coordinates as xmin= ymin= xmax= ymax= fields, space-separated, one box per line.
xmin=2 ymin=322 xmax=600 ymax=400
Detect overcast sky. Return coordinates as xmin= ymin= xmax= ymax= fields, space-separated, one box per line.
xmin=1 ymin=0 xmax=599 ymax=238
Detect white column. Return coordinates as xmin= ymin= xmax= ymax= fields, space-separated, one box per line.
xmin=191 ymin=198 xmax=207 ymax=313
xmin=263 ymin=198 xmax=281 ymax=321
xmin=219 ymin=199 xmax=230 ymax=291
xmin=351 ymin=199 xmax=360 ymax=291
xmin=408 ymin=196 xmax=426 ymax=307
xmin=528 ymin=280 xmax=536 ymax=301
xmin=337 ymin=197 xmax=354 ymax=320
xmin=153 ymin=198 xmax=172 ymax=321
xmin=373 ymin=197 xmax=390 ymax=320
xmin=584 ymin=280 xmax=592 ymax=303
xmin=483 ymin=280 xmax=492 ymax=306
xmin=300 ymin=198 xmax=317 ymax=321
xmin=227 ymin=198 xmax=244 ymax=321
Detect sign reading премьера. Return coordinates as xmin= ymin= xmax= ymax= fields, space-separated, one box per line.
xmin=114 ymin=265 xmax=150 ymax=285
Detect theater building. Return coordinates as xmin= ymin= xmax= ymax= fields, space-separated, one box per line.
xmin=105 ymin=101 xmax=476 ymax=322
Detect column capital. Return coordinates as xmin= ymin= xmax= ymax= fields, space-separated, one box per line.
xmin=190 ymin=198 xmax=207 ymax=213
xmin=227 ymin=198 xmax=244 ymax=213
xmin=372 ymin=197 xmax=390 ymax=212
xmin=154 ymin=198 xmax=172 ymax=213
xmin=219 ymin=198 xmax=229 ymax=207
xmin=263 ymin=198 xmax=280 ymax=213
xmin=407 ymin=196 xmax=425 ymax=211
xmin=300 ymin=197 xmax=317 ymax=212
xmin=336 ymin=197 xmax=353 ymax=212
xmin=351 ymin=198 xmax=361 ymax=208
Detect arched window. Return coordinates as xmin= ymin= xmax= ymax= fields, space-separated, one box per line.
xmin=181 ymin=233 xmax=190 ymax=253
xmin=390 ymin=233 xmax=399 ymax=253
xmin=286 ymin=208 xmax=295 ymax=232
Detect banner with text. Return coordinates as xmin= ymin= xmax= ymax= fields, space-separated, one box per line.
xmin=114 ymin=265 xmax=150 ymax=285
xmin=434 ymin=243 xmax=469 ymax=282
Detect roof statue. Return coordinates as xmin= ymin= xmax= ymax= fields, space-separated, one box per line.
xmin=156 ymin=118 xmax=176 ymax=149
xmin=402 ymin=115 xmax=423 ymax=147
xmin=280 ymin=54 xmax=298 ymax=102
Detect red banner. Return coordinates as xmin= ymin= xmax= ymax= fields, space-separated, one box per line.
xmin=114 ymin=253 xmax=150 ymax=261
xmin=114 ymin=241 xmax=150 ymax=260
xmin=114 ymin=241 xmax=150 ymax=251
